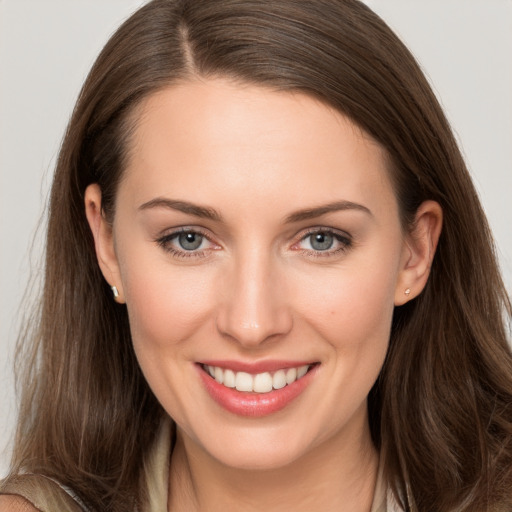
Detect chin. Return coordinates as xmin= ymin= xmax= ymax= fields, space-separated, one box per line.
xmin=189 ymin=420 xmax=322 ymax=471
xmin=209 ymin=441 xmax=305 ymax=471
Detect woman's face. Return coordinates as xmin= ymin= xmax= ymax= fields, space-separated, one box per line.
xmin=87 ymin=78 xmax=432 ymax=470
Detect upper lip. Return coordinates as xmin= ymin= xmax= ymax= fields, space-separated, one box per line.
xmin=198 ymin=360 xmax=317 ymax=374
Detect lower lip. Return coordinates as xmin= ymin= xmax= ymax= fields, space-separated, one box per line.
xmin=197 ymin=364 xmax=318 ymax=417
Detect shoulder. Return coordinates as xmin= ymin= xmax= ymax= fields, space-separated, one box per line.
xmin=0 ymin=474 xmax=84 ymax=512
xmin=0 ymin=494 xmax=40 ymax=512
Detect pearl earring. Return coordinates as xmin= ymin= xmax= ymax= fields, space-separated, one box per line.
xmin=111 ymin=285 xmax=120 ymax=299
xmin=404 ymin=288 xmax=411 ymax=296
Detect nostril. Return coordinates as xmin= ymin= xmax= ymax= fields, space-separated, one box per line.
xmin=215 ymin=307 xmax=293 ymax=348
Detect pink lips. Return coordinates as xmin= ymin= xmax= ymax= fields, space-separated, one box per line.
xmin=197 ymin=361 xmax=318 ymax=417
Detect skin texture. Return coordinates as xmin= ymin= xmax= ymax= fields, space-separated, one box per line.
xmin=85 ymin=79 xmax=442 ymax=512
xmin=0 ymin=496 xmax=39 ymax=512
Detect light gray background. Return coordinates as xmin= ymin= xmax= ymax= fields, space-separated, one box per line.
xmin=1 ymin=0 xmax=511 ymax=476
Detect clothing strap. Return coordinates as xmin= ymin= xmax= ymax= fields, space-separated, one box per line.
xmin=0 ymin=474 xmax=84 ymax=512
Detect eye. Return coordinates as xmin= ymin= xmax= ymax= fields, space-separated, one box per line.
xmin=156 ymin=228 xmax=219 ymax=259
xmin=293 ymin=228 xmax=352 ymax=257
xmin=177 ymin=231 xmax=204 ymax=251
xmin=308 ymin=232 xmax=335 ymax=251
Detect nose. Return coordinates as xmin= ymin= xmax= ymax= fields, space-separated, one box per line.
xmin=215 ymin=252 xmax=293 ymax=348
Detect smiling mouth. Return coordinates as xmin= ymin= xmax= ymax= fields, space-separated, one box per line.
xmin=201 ymin=363 xmax=315 ymax=393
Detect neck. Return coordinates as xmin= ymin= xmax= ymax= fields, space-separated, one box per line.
xmin=168 ymin=410 xmax=379 ymax=512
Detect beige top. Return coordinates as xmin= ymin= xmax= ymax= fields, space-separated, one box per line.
xmin=1 ymin=421 xmax=402 ymax=511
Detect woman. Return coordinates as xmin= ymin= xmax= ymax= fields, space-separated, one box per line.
xmin=1 ymin=0 xmax=511 ymax=511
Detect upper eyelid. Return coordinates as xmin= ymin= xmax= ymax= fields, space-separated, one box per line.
xmin=156 ymin=228 xmax=218 ymax=259
xmin=292 ymin=227 xmax=353 ymax=254
xmin=295 ymin=226 xmax=351 ymax=241
xmin=156 ymin=227 xmax=216 ymax=248
xmin=157 ymin=226 xmax=213 ymax=240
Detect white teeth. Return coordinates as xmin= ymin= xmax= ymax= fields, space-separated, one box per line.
xmin=285 ymin=367 xmax=297 ymax=384
xmin=297 ymin=365 xmax=309 ymax=379
xmin=272 ymin=370 xmax=287 ymax=390
xmin=235 ymin=372 xmax=253 ymax=392
xmin=205 ymin=364 xmax=312 ymax=393
xmin=214 ymin=366 xmax=224 ymax=384
xmin=223 ymin=369 xmax=236 ymax=388
xmin=253 ymin=372 xmax=273 ymax=393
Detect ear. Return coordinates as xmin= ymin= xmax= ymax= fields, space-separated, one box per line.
xmin=84 ymin=184 xmax=125 ymax=303
xmin=394 ymin=200 xmax=443 ymax=305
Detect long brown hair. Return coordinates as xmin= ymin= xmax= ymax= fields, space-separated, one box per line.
xmin=7 ymin=1 xmax=512 ymax=510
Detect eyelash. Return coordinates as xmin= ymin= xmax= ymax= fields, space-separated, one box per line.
xmin=155 ymin=227 xmax=352 ymax=260
xmin=156 ymin=228 xmax=215 ymax=260
xmin=292 ymin=228 xmax=352 ymax=258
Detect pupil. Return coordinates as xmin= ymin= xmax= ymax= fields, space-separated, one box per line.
xmin=178 ymin=232 xmax=203 ymax=250
xmin=311 ymin=232 xmax=333 ymax=251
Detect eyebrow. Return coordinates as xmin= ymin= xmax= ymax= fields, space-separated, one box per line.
xmin=284 ymin=201 xmax=372 ymax=223
xmin=138 ymin=198 xmax=223 ymax=222
xmin=138 ymin=197 xmax=372 ymax=224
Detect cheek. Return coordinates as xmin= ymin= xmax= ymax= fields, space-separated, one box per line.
xmin=118 ymin=244 xmax=217 ymax=353
xmin=305 ymin=274 xmax=394 ymax=403
xmin=294 ymin=260 xmax=398 ymax=346
xmin=117 ymin=248 xmax=221 ymax=424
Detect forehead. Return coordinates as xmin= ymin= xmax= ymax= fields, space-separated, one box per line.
xmin=121 ymin=78 xmax=397 ymax=218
